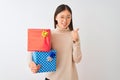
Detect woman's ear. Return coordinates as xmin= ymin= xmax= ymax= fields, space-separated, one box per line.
xmin=55 ymin=15 xmax=59 ymax=21
xmin=55 ymin=17 xmax=58 ymax=24
xmin=55 ymin=17 xmax=57 ymax=21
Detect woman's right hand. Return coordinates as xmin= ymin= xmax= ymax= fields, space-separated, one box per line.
xmin=29 ymin=61 xmax=40 ymax=73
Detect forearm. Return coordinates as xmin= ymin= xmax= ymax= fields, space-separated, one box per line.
xmin=72 ymin=40 xmax=82 ymax=63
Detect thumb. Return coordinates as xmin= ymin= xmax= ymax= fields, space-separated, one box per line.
xmin=37 ymin=65 xmax=41 ymax=70
xmin=29 ymin=61 xmax=36 ymax=68
xmin=37 ymin=64 xmax=41 ymax=68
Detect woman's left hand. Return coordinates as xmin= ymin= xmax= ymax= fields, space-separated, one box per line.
xmin=72 ymin=28 xmax=79 ymax=42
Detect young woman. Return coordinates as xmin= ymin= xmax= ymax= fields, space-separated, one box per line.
xmin=29 ymin=4 xmax=82 ymax=80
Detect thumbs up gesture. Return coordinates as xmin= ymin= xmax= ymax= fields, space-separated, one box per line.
xmin=72 ymin=28 xmax=79 ymax=42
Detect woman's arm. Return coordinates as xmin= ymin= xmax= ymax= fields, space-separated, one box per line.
xmin=72 ymin=39 xmax=82 ymax=63
xmin=72 ymin=29 xmax=82 ymax=63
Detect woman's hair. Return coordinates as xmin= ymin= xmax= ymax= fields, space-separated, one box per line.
xmin=54 ymin=4 xmax=73 ymax=31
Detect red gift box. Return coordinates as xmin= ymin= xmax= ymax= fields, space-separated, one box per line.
xmin=27 ymin=29 xmax=51 ymax=51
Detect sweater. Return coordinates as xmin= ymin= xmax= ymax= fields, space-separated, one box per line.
xmin=45 ymin=27 xmax=82 ymax=80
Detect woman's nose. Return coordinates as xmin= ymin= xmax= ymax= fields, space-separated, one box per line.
xmin=63 ymin=18 xmax=67 ymax=22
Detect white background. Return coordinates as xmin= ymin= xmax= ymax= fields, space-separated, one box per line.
xmin=0 ymin=0 xmax=120 ymax=80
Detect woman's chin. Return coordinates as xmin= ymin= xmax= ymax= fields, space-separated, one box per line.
xmin=62 ymin=26 xmax=68 ymax=29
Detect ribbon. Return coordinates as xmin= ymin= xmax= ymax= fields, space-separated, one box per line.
xmin=47 ymin=51 xmax=56 ymax=62
xmin=42 ymin=31 xmax=48 ymax=37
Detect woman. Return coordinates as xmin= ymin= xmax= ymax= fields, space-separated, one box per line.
xmin=29 ymin=4 xmax=82 ymax=80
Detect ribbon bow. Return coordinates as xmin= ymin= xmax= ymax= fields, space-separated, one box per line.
xmin=42 ymin=31 xmax=48 ymax=37
xmin=47 ymin=51 xmax=56 ymax=62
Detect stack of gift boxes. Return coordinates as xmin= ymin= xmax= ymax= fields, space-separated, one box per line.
xmin=27 ymin=29 xmax=56 ymax=73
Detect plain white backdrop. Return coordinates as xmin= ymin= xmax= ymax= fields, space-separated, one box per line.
xmin=0 ymin=0 xmax=120 ymax=80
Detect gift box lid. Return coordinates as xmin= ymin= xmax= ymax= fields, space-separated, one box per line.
xmin=27 ymin=29 xmax=51 ymax=51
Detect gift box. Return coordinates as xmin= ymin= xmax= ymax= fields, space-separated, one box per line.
xmin=32 ymin=49 xmax=56 ymax=73
xmin=27 ymin=29 xmax=51 ymax=51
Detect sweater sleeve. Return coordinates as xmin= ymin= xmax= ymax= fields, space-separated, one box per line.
xmin=27 ymin=52 xmax=32 ymax=64
xmin=72 ymin=37 xmax=82 ymax=63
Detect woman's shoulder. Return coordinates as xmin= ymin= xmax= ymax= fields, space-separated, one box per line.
xmin=50 ymin=29 xmax=57 ymax=37
xmin=51 ymin=29 xmax=56 ymax=33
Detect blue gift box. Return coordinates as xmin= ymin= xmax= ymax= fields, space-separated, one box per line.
xmin=32 ymin=49 xmax=56 ymax=73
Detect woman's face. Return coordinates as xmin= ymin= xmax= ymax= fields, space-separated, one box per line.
xmin=55 ymin=9 xmax=72 ymax=29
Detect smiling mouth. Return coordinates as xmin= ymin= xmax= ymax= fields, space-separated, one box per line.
xmin=62 ymin=23 xmax=67 ymax=26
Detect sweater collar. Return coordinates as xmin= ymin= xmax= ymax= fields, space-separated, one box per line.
xmin=56 ymin=25 xmax=70 ymax=32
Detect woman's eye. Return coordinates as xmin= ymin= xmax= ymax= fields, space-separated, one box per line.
xmin=61 ymin=16 xmax=64 ymax=18
xmin=60 ymin=16 xmax=71 ymax=19
xmin=67 ymin=17 xmax=70 ymax=19
xmin=67 ymin=16 xmax=71 ymax=19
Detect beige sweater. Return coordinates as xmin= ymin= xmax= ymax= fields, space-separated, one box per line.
xmin=46 ymin=27 xmax=82 ymax=80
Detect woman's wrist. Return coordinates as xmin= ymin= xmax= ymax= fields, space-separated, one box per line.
xmin=73 ymin=41 xmax=76 ymax=43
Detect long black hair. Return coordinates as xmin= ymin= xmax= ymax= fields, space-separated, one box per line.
xmin=54 ymin=4 xmax=73 ymax=31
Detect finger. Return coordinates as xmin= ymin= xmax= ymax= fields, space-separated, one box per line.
xmin=37 ymin=65 xmax=41 ymax=68
xmin=31 ymin=61 xmax=36 ymax=66
xmin=30 ymin=65 xmax=37 ymax=69
xmin=31 ymin=67 xmax=38 ymax=72
xmin=36 ymin=65 xmax=40 ymax=70
xmin=32 ymin=66 xmax=37 ymax=69
xmin=31 ymin=65 xmax=40 ymax=71
xmin=31 ymin=68 xmax=36 ymax=73
xmin=32 ymin=69 xmax=37 ymax=73
xmin=29 ymin=61 xmax=36 ymax=68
